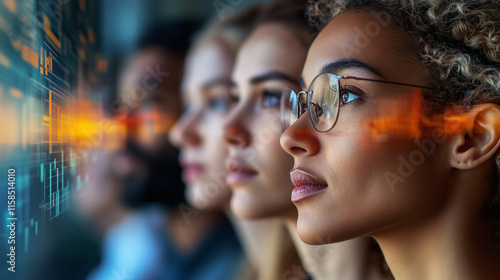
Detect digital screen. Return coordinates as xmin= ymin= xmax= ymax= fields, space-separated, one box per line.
xmin=0 ymin=0 xmax=107 ymax=278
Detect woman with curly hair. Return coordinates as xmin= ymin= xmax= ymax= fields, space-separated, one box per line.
xmin=280 ymin=0 xmax=500 ymax=279
xmin=225 ymin=0 xmax=393 ymax=279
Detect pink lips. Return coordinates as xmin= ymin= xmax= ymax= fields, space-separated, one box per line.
xmin=181 ymin=163 xmax=205 ymax=181
xmin=290 ymin=169 xmax=328 ymax=202
xmin=225 ymin=158 xmax=258 ymax=186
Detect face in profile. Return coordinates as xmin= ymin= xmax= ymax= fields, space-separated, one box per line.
xmin=116 ymin=47 xmax=186 ymax=206
xmin=224 ymin=23 xmax=308 ymax=219
xmin=118 ymin=47 xmax=184 ymax=158
xmin=169 ymin=38 xmax=235 ymax=210
xmin=281 ymin=10 xmax=451 ymax=244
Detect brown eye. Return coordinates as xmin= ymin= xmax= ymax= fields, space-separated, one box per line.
xmin=339 ymin=89 xmax=362 ymax=106
xmin=342 ymin=93 xmax=349 ymax=104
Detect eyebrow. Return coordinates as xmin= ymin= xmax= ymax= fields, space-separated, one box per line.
xmin=249 ymin=71 xmax=298 ymax=85
xmin=201 ymin=78 xmax=232 ymax=91
xmin=321 ymin=59 xmax=384 ymax=79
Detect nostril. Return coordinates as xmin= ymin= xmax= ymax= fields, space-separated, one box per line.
xmin=289 ymin=146 xmax=307 ymax=155
xmin=170 ymin=113 xmax=201 ymax=147
xmin=224 ymin=135 xmax=240 ymax=146
xmin=184 ymin=132 xmax=201 ymax=146
xmin=280 ymin=122 xmax=320 ymax=157
xmin=224 ymin=127 xmax=250 ymax=147
xmin=177 ymin=123 xmax=202 ymax=147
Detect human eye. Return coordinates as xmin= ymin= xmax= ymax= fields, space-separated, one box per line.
xmin=262 ymin=89 xmax=281 ymax=108
xmin=207 ymin=97 xmax=230 ymax=112
xmin=339 ymin=86 xmax=364 ymax=106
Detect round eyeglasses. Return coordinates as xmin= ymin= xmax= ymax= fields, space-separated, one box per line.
xmin=280 ymin=72 xmax=435 ymax=132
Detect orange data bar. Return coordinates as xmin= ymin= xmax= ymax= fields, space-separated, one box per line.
xmin=44 ymin=15 xmax=61 ymax=49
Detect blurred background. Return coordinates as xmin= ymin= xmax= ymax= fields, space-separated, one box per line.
xmin=0 ymin=0 xmax=266 ymax=279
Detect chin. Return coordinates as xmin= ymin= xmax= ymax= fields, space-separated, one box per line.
xmin=229 ymin=193 xmax=270 ymax=219
xmin=296 ymin=210 xmax=359 ymax=245
xmin=187 ymin=185 xmax=230 ymax=211
xmin=185 ymin=185 xmax=209 ymax=210
xmin=230 ymin=201 xmax=262 ymax=219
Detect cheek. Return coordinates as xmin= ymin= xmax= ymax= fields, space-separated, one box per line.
xmin=203 ymin=118 xmax=228 ymax=170
xmin=244 ymin=112 xmax=295 ymax=212
xmin=187 ymin=181 xmax=231 ymax=210
xmin=297 ymin=106 xmax=452 ymax=241
xmin=184 ymin=121 xmax=231 ymax=210
xmin=261 ymin=129 xmax=295 ymax=203
xmin=319 ymin=129 xmax=450 ymax=233
xmin=252 ymin=109 xmax=282 ymax=146
xmin=254 ymin=111 xmax=294 ymax=176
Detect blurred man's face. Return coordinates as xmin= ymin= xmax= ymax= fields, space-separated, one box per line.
xmin=114 ymin=47 xmax=186 ymax=207
xmin=118 ymin=47 xmax=184 ymax=156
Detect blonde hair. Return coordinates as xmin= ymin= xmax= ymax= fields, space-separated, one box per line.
xmin=190 ymin=6 xmax=260 ymax=57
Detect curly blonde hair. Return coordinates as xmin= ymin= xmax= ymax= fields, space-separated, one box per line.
xmin=307 ymin=0 xmax=500 ymax=246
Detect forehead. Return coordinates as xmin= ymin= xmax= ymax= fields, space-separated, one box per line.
xmin=182 ymin=39 xmax=234 ymax=98
xmin=233 ymin=23 xmax=308 ymax=83
xmin=303 ymin=10 xmax=426 ymax=85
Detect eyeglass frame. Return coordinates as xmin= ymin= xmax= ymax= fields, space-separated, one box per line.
xmin=282 ymin=72 xmax=436 ymax=132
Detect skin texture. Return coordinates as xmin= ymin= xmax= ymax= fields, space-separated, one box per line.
xmin=281 ymin=10 xmax=500 ymax=280
xmin=169 ymin=38 xmax=234 ymax=210
xmin=223 ymin=23 xmax=307 ymax=220
xmin=170 ymin=33 xmax=296 ymax=278
xmin=224 ymin=22 xmax=393 ymax=280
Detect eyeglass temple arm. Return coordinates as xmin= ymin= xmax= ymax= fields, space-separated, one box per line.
xmin=342 ymin=76 xmax=436 ymax=90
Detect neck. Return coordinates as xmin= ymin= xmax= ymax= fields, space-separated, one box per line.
xmin=284 ymin=220 xmax=391 ymax=280
xmin=229 ymin=217 xmax=283 ymax=270
xmin=167 ymin=206 xmax=224 ymax=252
xmin=374 ymin=177 xmax=500 ymax=280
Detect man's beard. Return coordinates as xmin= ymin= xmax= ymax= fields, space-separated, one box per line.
xmin=121 ymin=139 xmax=186 ymax=209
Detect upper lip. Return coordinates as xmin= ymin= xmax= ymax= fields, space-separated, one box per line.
xmin=290 ymin=169 xmax=327 ymax=188
xmin=180 ymin=154 xmax=204 ymax=170
xmin=225 ymin=158 xmax=257 ymax=174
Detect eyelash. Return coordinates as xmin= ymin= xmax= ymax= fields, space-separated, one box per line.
xmin=339 ymin=86 xmax=364 ymax=106
xmin=228 ymin=88 xmax=283 ymax=108
xmin=207 ymin=97 xmax=230 ymax=112
xmin=262 ymin=89 xmax=281 ymax=108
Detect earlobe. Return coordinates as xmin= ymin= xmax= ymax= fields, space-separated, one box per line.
xmin=449 ymin=104 xmax=500 ymax=170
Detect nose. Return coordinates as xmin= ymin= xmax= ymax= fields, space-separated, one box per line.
xmin=169 ymin=109 xmax=201 ymax=148
xmin=280 ymin=113 xmax=320 ymax=157
xmin=223 ymin=105 xmax=251 ymax=147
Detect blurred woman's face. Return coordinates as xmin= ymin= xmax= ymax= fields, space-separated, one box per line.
xmin=224 ymin=23 xmax=308 ymax=219
xmin=280 ymin=10 xmax=451 ymax=244
xmin=170 ymin=39 xmax=235 ymax=210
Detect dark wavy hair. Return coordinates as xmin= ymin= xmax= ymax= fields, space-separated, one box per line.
xmin=307 ymin=0 xmax=500 ymax=247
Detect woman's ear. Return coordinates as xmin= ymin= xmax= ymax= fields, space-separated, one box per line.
xmin=448 ymin=104 xmax=500 ymax=170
